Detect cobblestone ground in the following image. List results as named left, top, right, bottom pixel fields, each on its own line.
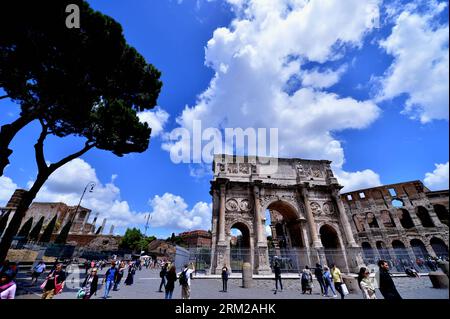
left=15, top=267, right=448, bottom=300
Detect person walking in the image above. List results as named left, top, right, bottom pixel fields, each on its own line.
left=0, top=271, right=16, bottom=299
left=221, top=266, right=229, bottom=292
left=301, top=265, right=313, bottom=294
left=314, top=263, right=325, bottom=295
left=322, top=266, right=337, bottom=297
left=124, top=262, right=136, bottom=286
left=41, top=263, right=66, bottom=299
left=179, top=263, right=195, bottom=299
left=30, top=261, right=46, bottom=286
left=165, top=265, right=178, bottom=299
left=357, top=267, right=376, bottom=299
left=102, top=261, right=118, bottom=299
left=158, top=263, right=168, bottom=292
left=331, top=264, right=345, bottom=299
left=273, top=258, right=283, bottom=294
left=80, top=268, right=99, bottom=299
left=113, top=261, right=126, bottom=291
left=376, top=260, right=402, bottom=300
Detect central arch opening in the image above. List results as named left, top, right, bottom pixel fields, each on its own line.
left=319, top=224, right=346, bottom=270
left=265, top=200, right=305, bottom=272
left=229, top=222, right=251, bottom=273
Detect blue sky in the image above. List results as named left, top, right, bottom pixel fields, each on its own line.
left=0, top=0, right=448, bottom=238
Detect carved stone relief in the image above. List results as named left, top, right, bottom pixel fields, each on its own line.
left=322, top=202, right=335, bottom=215
left=226, top=198, right=253, bottom=212
left=225, top=199, right=239, bottom=212
left=310, top=202, right=322, bottom=216
left=239, top=163, right=251, bottom=174
left=227, top=163, right=238, bottom=174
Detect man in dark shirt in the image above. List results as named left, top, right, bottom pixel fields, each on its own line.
left=376, top=260, right=402, bottom=300
left=41, top=263, right=66, bottom=299
left=273, top=257, right=283, bottom=294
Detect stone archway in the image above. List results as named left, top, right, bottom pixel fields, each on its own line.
left=410, top=239, right=429, bottom=259
left=416, top=206, right=434, bottom=228
left=265, top=200, right=306, bottom=272
left=319, top=224, right=347, bottom=270
left=209, top=154, right=361, bottom=275
left=376, top=241, right=391, bottom=261
left=430, top=237, right=448, bottom=258
left=433, top=205, right=449, bottom=226
left=227, top=221, right=252, bottom=273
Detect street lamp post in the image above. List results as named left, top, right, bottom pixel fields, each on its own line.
left=144, top=214, right=152, bottom=237
left=70, top=181, right=95, bottom=226
left=55, top=181, right=95, bottom=245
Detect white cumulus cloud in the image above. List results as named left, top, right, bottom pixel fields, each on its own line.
left=3, top=158, right=212, bottom=236
left=377, top=2, right=449, bottom=123
left=164, top=0, right=382, bottom=189
left=27, top=158, right=148, bottom=233
left=137, top=107, right=170, bottom=137
left=148, top=192, right=212, bottom=232
left=334, top=168, right=382, bottom=193
left=0, top=175, right=18, bottom=206
left=424, top=162, right=449, bottom=190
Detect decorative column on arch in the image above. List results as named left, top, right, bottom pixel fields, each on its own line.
left=331, top=189, right=358, bottom=248
left=253, top=184, right=264, bottom=246
left=218, top=182, right=227, bottom=245
left=301, top=185, right=322, bottom=249
left=214, top=179, right=229, bottom=274
left=253, top=183, right=271, bottom=274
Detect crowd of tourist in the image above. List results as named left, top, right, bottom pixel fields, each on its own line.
left=0, top=253, right=448, bottom=300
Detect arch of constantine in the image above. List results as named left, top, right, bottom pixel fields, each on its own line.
left=209, top=154, right=364, bottom=274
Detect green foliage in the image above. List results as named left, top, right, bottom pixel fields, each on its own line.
left=39, top=215, right=57, bottom=243
left=167, top=233, right=183, bottom=245
left=17, top=217, right=33, bottom=238
left=54, top=221, right=72, bottom=244
left=119, top=228, right=143, bottom=251
left=119, top=228, right=156, bottom=252
left=28, top=216, right=44, bottom=242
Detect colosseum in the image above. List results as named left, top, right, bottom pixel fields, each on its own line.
left=341, top=180, right=449, bottom=271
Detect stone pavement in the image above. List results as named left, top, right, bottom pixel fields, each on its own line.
left=15, top=267, right=449, bottom=300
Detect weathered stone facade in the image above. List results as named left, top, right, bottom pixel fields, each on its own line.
left=210, top=154, right=363, bottom=275
left=0, top=189, right=111, bottom=238
left=341, top=181, right=449, bottom=266
left=179, top=230, right=212, bottom=248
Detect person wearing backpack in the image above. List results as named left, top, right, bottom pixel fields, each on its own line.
left=314, top=263, right=325, bottom=295
left=158, top=262, right=168, bottom=292
left=178, top=263, right=195, bottom=299
left=301, top=265, right=313, bottom=294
